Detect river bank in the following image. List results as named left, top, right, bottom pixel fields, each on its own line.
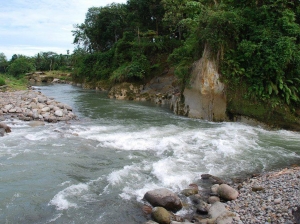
left=226, top=166, right=300, bottom=224
left=0, top=90, right=76, bottom=123
left=143, top=166, right=299, bottom=224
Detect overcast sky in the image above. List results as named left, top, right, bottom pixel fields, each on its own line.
left=0, top=0, right=127, bottom=60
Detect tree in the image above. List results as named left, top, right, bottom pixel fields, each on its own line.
left=8, top=56, right=35, bottom=77
left=72, top=4, right=127, bottom=52
left=0, top=53, right=8, bottom=73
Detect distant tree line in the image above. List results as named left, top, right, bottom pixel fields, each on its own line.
left=0, top=51, right=72, bottom=77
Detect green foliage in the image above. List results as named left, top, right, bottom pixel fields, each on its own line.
left=8, top=56, right=35, bottom=77
left=109, top=54, right=150, bottom=82
left=0, top=53, right=8, bottom=73
left=0, top=77, right=5, bottom=86
left=217, top=1, right=300, bottom=106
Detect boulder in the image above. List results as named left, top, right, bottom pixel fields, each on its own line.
left=151, top=207, right=173, bottom=224
left=144, top=188, right=182, bottom=212
left=217, top=184, right=238, bottom=201
left=208, top=202, right=227, bottom=219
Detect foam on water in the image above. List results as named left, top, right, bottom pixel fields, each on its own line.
left=90, top=121, right=300, bottom=202
left=49, top=183, right=89, bottom=210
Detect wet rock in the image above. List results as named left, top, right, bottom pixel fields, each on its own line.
left=144, top=188, right=182, bottom=212
left=201, top=174, right=225, bottom=184
left=217, top=184, right=238, bottom=201
left=151, top=207, right=173, bottom=224
left=142, top=205, right=153, bottom=214
left=196, top=200, right=209, bottom=214
left=181, top=188, right=198, bottom=197
left=189, top=194, right=202, bottom=205
left=0, top=122, right=11, bottom=133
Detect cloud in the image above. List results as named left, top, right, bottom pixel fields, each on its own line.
left=0, top=0, right=127, bottom=59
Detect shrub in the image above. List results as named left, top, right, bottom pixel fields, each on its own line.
left=0, top=77, right=5, bottom=86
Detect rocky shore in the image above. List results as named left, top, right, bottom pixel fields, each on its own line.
left=0, top=90, right=76, bottom=123
left=142, top=167, right=300, bottom=224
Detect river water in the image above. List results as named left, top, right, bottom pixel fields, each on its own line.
left=1, top=84, right=300, bottom=223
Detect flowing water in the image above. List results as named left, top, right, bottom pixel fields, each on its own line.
left=1, top=84, right=300, bottom=224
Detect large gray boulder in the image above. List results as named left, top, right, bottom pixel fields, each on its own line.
left=144, top=188, right=182, bottom=212
left=217, top=184, right=239, bottom=201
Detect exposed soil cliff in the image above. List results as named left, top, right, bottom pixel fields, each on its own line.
left=170, top=46, right=227, bottom=121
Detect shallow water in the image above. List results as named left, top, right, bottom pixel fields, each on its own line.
left=1, top=84, right=300, bottom=223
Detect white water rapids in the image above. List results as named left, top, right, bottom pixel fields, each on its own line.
left=0, top=84, right=299, bottom=223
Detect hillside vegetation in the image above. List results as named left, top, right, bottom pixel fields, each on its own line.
left=1, top=0, right=300, bottom=128
left=72, top=0, right=300, bottom=112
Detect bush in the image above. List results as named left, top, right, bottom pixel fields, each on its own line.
left=0, top=77, right=5, bottom=86
left=8, top=57, right=35, bottom=77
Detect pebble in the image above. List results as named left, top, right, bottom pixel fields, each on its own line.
left=226, top=167, right=300, bottom=224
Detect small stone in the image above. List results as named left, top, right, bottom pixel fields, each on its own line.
left=208, top=196, right=220, bottom=204
left=274, top=198, right=281, bottom=204
left=181, top=188, right=198, bottom=196
left=252, top=185, right=264, bottom=192
left=211, top=184, right=220, bottom=194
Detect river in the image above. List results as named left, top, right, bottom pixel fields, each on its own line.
left=1, top=84, right=300, bottom=223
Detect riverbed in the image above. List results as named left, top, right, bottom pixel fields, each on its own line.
left=1, top=84, right=300, bottom=223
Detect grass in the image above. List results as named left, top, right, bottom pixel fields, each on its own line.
left=0, top=73, right=28, bottom=91
left=43, top=70, right=72, bottom=81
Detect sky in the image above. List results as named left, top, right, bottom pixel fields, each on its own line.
left=0, top=0, right=127, bottom=60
